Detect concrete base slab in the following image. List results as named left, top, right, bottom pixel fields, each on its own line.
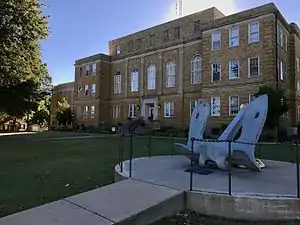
left=0, top=200, right=113, bottom=225
left=66, top=179, right=184, bottom=224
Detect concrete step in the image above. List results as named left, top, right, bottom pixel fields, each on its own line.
left=0, top=179, right=184, bottom=225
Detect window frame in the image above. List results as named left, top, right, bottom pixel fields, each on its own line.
left=211, top=96, right=221, bottom=117
left=229, top=95, right=239, bottom=116
left=191, top=56, right=202, bottom=84
left=166, top=61, right=176, bottom=88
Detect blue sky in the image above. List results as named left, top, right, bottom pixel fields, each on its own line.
left=42, top=0, right=300, bottom=85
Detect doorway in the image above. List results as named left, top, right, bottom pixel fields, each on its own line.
left=146, top=103, right=155, bottom=120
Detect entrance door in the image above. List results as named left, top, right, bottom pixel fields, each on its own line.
left=147, top=103, right=154, bottom=120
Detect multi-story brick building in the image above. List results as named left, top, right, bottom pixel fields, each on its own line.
left=50, top=81, right=74, bottom=125
left=51, top=3, right=300, bottom=132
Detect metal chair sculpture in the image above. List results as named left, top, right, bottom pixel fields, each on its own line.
left=175, top=94, right=268, bottom=171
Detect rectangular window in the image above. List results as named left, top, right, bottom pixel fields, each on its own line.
left=131, top=69, right=139, bottom=92
left=84, top=106, right=89, bottom=119
left=284, top=33, right=288, bottom=51
left=297, top=80, right=300, bottom=93
left=163, top=30, right=169, bottom=42
left=229, top=26, right=239, bottom=47
left=211, top=97, right=221, bottom=116
left=113, top=105, right=120, bottom=119
left=248, top=21, right=259, bottom=43
left=277, top=26, right=283, bottom=46
left=149, top=34, right=155, bottom=46
left=297, top=57, right=300, bottom=73
left=211, top=63, right=221, bottom=82
left=84, top=84, right=89, bottom=96
left=114, top=73, right=121, bottom=94
left=191, top=57, right=202, bottom=84
left=229, top=60, right=239, bottom=80
left=92, top=63, right=96, bottom=73
left=173, top=26, right=180, bottom=39
left=248, top=57, right=259, bottom=77
left=277, top=59, right=284, bottom=80
left=116, top=45, right=121, bottom=55
left=212, top=30, right=221, bottom=51
left=229, top=95, right=239, bottom=115
left=128, top=41, right=133, bottom=51
left=128, top=104, right=136, bottom=118
left=136, top=38, right=142, bottom=49
left=79, top=67, right=82, bottom=77
left=90, top=105, right=95, bottom=119
left=85, top=64, right=90, bottom=76
left=91, top=84, right=96, bottom=97
left=147, top=65, right=156, bottom=90
left=190, top=100, right=199, bottom=117
left=78, top=85, right=83, bottom=97
left=194, top=20, right=201, bottom=32
left=166, top=62, right=176, bottom=88
left=164, top=102, right=174, bottom=118
left=249, top=94, right=257, bottom=103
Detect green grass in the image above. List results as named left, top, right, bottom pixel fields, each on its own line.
left=0, top=131, right=298, bottom=224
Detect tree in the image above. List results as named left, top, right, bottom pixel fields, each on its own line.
left=257, top=85, right=289, bottom=129
left=0, top=0, right=50, bottom=118
left=56, top=98, right=73, bottom=125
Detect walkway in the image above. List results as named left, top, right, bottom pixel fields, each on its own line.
left=0, top=179, right=184, bottom=225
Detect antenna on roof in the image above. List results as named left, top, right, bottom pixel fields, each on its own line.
left=176, top=0, right=182, bottom=18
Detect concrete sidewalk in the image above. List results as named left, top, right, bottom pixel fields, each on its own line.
left=0, top=179, right=184, bottom=225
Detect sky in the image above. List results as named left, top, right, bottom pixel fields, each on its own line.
left=41, top=0, right=300, bottom=85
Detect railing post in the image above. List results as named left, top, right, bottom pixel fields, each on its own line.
left=296, top=141, right=300, bottom=198
left=189, top=137, right=195, bottom=191
left=227, top=140, right=232, bottom=196
left=129, top=134, right=133, bottom=178
left=119, top=134, right=124, bottom=173
left=171, top=132, right=175, bottom=155
left=148, top=135, right=152, bottom=158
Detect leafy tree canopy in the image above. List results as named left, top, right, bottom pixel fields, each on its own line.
left=257, top=85, right=289, bottom=129
left=56, top=98, right=73, bottom=125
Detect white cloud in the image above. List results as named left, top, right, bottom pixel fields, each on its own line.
left=164, top=0, right=239, bottom=22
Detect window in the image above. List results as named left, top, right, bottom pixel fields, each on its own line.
left=83, top=106, right=89, bottom=119
left=229, top=26, right=239, bottom=47
left=248, top=21, right=259, bottom=43
left=211, top=97, right=221, bottom=116
left=79, top=67, right=82, bottom=77
left=212, top=30, right=221, bottom=51
left=194, top=20, right=201, bottom=32
left=229, top=95, right=239, bottom=115
left=90, top=105, right=95, bottom=119
left=91, top=84, right=96, bottom=97
left=191, top=56, right=202, bottom=84
left=149, top=34, right=155, bottom=46
left=85, top=64, right=90, bottom=76
left=114, top=72, right=121, bottom=94
left=211, top=63, right=221, bottom=82
left=84, top=85, right=89, bottom=96
left=92, top=63, right=96, bottom=73
left=277, top=26, right=283, bottom=46
left=164, top=102, right=174, bottom=118
left=128, top=104, right=136, bottom=118
left=163, top=30, right=169, bottom=42
left=248, top=57, right=259, bottom=77
left=297, top=57, right=300, bottom=73
left=131, top=68, right=139, bottom=92
left=116, top=45, right=121, bottom=54
left=229, top=60, right=239, bottom=80
left=173, top=26, right=180, bottom=39
left=147, top=64, right=156, bottom=90
left=113, top=105, right=120, bottom=119
left=166, top=61, right=176, bottom=88
left=136, top=38, right=142, bottom=49
left=298, top=106, right=300, bottom=121
left=190, top=100, right=199, bottom=117
left=128, top=41, right=134, bottom=51
left=284, top=33, right=288, bottom=51
left=297, top=80, right=300, bottom=93
left=78, top=85, right=83, bottom=96
left=277, top=59, right=284, bottom=80
left=249, top=94, right=257, bottom=103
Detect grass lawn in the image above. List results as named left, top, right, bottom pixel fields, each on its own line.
left=0, top=131, right=298, bottom=224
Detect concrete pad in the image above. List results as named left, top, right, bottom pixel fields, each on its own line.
left=66, top=179, right=183, bottom=223
left=0, top=200, right=113, bottom=225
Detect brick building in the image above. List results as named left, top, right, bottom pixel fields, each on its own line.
left=51, top=3, right=300, bottom=132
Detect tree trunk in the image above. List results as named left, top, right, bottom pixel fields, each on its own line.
left=12, top=117, right=17, bottom=132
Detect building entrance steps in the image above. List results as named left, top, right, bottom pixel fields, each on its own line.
left=0, top=179, right=185, bottom=225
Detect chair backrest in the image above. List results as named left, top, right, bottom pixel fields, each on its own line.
left=187, top=100, right=211, bottom=148
left=235, top=94, right=268, bottom=147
